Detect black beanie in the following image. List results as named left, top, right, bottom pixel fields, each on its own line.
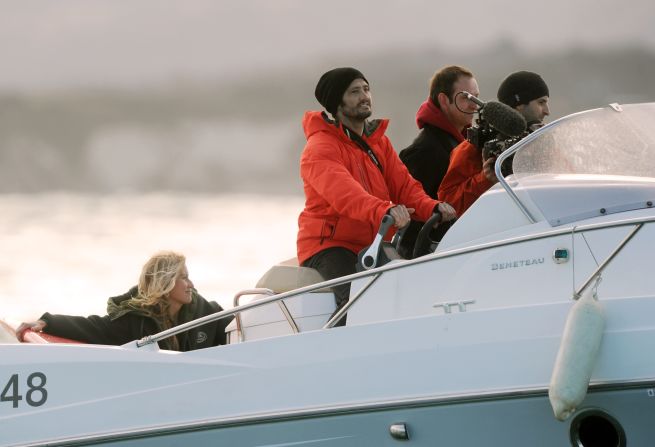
left=497, top=71, right=549, bottom=107
left=315, top=67, right=368, bottom=116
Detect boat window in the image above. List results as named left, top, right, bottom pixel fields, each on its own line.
left=513, top=103, right=655, bottom=178
left=507, top=103, right=655, bottom=225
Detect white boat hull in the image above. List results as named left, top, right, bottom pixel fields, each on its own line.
left=2, top=295, right=654, bottom=446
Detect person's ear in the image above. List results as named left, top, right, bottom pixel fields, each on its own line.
left=436, top=92, right=449, bottom=109
left=334, top=102, right=343, bottom=119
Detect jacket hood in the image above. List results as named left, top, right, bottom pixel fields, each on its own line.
left=302, top=111, right=388, bottom=144
left=415, top=99, right=466, bottom=143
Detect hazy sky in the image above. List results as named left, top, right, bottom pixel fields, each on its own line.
left=1, top=0, right=654, bottom=91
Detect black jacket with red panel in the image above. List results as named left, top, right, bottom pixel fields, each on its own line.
left=398, top=99, right=466, bottom=256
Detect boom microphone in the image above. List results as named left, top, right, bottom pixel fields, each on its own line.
left=481, top=101, right=527, bottom=137
left=461, top=91, right=485, bottom=108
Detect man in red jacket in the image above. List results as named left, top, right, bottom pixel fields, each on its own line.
left=297, top=67, right=456, bottom=323
left=438, top=71, right=550, bottom=216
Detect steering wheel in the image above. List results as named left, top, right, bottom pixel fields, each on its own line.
left=412, top=211, right=443, bottom=259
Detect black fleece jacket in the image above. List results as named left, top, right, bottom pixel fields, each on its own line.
left=398, top=125, right=459, bottom=257
left=40, top=287, right=231, bottom=351
left=399, top=124, right=460, bottom=199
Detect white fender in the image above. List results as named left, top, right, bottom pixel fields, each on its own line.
left=548, top=287, right=605, bottom=421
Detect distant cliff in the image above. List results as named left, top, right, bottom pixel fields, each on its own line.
left=1, top=44, right=654, bottom=194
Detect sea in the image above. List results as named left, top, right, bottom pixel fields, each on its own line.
left=0, top=193, right=304, bottom=327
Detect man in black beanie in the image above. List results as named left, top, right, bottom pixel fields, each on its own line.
left=497, top=71, right=550, bottom=130
left=439, top=71, right=550, bottom=216
left=314, top=67, right=370, bottom=119
left=297, top=67, right=456, bottom=324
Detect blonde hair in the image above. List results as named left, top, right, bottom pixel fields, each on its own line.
left=139, top=251, right=186, bottom=306
left=136, top=251, right=186, bottom=305
left=115, top=251, right=187, bottom=350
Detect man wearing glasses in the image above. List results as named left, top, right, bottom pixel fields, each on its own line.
left=399, top=65, right=480, bottom=258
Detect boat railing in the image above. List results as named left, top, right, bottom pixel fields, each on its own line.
left=227, top=272, right=382, bottom=343
left=135, top=214, right=655, bottom=349
left=135, top=267, right=384, bottom=348
left=232, top=288, right=299, bottom=342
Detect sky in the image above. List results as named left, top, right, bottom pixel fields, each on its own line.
left=1, top=0, right=654, bottom=91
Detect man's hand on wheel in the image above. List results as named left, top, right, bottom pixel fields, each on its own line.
left=437, top=202, right=457, bottom=224
left=389, top=205, right=414, bottom=229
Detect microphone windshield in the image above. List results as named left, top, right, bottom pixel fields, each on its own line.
left=482, top=101, right=527, bottom=137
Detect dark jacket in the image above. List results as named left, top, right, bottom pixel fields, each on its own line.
left=40, top=287, right=231, bottom=351
left=400, top=124, right=461, bottom=198
left=398, top=99, right=465, bottom=257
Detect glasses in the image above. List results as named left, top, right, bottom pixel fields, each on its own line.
left=452, top=91, right=481, bottom=112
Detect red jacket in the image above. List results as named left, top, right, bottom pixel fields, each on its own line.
left=297, top=111, right=439, bottom=264
left=438, top=140, right=494, bottom=216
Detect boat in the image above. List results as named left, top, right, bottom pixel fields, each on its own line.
left=2, top=102, right=655, bottom=446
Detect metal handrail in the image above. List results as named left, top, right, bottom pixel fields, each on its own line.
left=574, top=223, right=643, bottom=298
left=136, top=215, right=655, bottom=348
left=277, top=300, right=300, bottom=334
left=495, top=143, right=537, bottom=223
left=323, top=273, right=380, bottom=328
left=136, top=268, right=382, bottom=348
left=232, top=289, right=300, bottom=342
left=232, top=288, right=274, bottom=343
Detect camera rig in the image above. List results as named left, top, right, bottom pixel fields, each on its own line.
left=466, top=110, right=527, bottom=159
left=463, top=98, right=529, bottom=176
left=480, top=134, right=524, bottom=160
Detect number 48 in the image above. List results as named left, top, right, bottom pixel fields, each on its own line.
left=1, top=373, right=48, bottom=408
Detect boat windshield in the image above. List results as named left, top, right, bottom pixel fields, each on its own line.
left=504, top=103, right=655, bottom=225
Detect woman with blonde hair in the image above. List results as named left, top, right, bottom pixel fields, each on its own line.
left=16, top=251, right=230, bottom=351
